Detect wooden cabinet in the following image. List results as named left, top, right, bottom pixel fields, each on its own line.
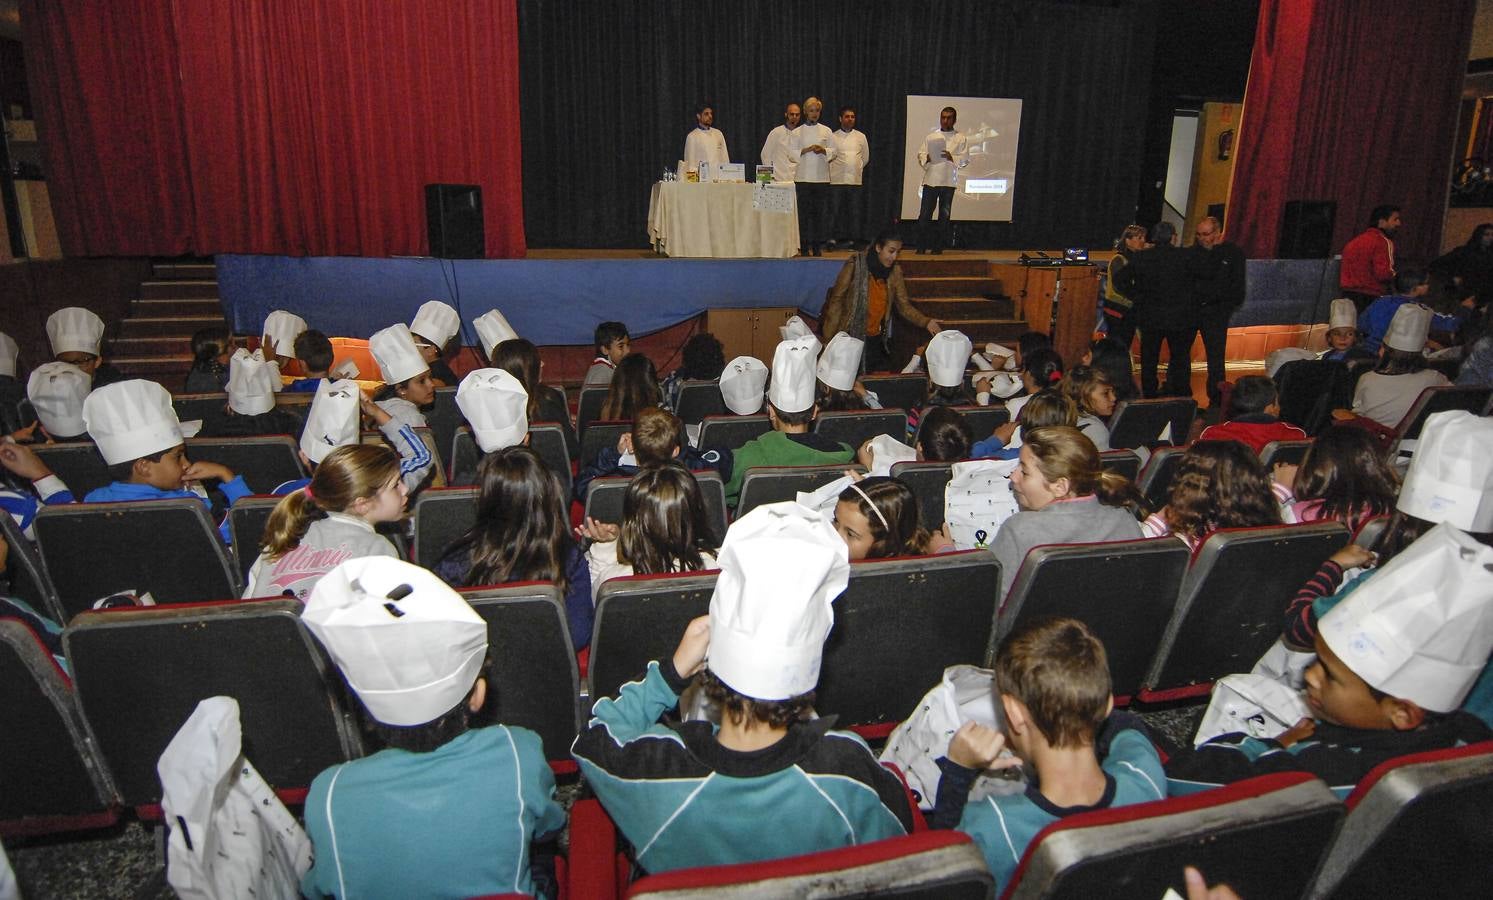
left=705, top=307, right=802, bottom=365
left=991, top=264, right=1099, bottom=368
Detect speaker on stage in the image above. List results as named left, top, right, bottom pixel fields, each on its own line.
left=425, top=184, right=484, bottom=258
left=1277, top=200, right=1335, bottom=259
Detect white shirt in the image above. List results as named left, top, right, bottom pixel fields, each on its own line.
left=683, top=126, right=730, bottom=168
left=760, top=124, right=800, bottom=182
left=794, top=121, right=836, bottom=183
left=829, top=128, right=870, bottom=185
left=917, top=128, right=969, bottom=187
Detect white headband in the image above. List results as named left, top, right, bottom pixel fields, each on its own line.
left=848, top=481, right=889, bottom=532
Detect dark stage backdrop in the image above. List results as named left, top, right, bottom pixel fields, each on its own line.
left=518, top=0, right=1158, bottom=249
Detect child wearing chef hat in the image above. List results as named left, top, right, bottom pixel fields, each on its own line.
left=815, top=332, right=883, bottom=411
left=369, top=324, right=437, bottom=430
left=409, top=300, right=461, bottom=386
left=46, top=307, right=125, bottom=387
left=277, top=378, right=433, bottom=496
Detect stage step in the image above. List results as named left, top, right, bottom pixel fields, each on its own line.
left=905, top=275, right=1003, bottom=299
left=119, top=315, right=229, bottom=338
left=131, top=297, right=224, bottom=317
left=897, top=257, right=990, bottom=278
left=935, top=318, right=1031, bottom=345
left=912, top=296, right=1016, bottom=320
left=151, top=260, right=217, bottom=279
left=113, top=335, right=193, bottom=357
left=111, top=355, right=194, bottom=378
left=139, top=279, right=221, bottom=300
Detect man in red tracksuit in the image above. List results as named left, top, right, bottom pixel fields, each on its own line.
left=1340, top=205, right=1401, bottom=313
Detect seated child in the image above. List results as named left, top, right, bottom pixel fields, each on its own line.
left=455, top=366, right=529, bottom=456
left=183, top=326, right=233, bottom=393
left=46, top=307, right=123, bottom=388
left=1167, top=523, right=1493, bottom=798
left=1319, top=298, right=1376, bottom=364
left=260, top=309, right=306, bottom=378
left=832, top=475, right=930, bottom=559
left=0, top=441, right=76, bottom=538
left=906, top=330, right=975, bottom=438
left=971, top=390, right=1076, bottom=461
left=1359, top=268, right=1468, bottom=354
left=574, top=406, right=728, bottom=501
left=1061, top=365, right=1118, bottom=451
left=82, top=379, right=252, bottom=543
left=718, top=355, right=768, bottom=416
left=661, top=332, right=726, bottom=411
left=585, top=321, right=631, bottom=386
left=917, top=405, right=974, bottom=461
left=199, top=349, right=305, bottom=438
left=1197, top=375, right=1307, bottom=452
left=1140, top=440, right=1282, bottom=548
left=490, top=338, right=577, bottom=459
left=1286, top=425, right=1397, bottom=531
left=816, top=332, right=882, bottom=411
left=931, top=617, right=1165, bottom=888
left=300, top=557, right=564, bottom=898
left=27, top=361, right=92, bottom=442
left=580, top=462, right=719, bottom=601
left=1002, top=346, right=1065, bottom=421
left=285, top=330, right=335, bottom=392
left=1350, top=304, right=1450, bottom=429
left=724, top=337, right=854, bottom=506
left=571, top=501, right=914, bottom=873
left=409, top=300, right=460, bottom=386
left=599, top=353, right=665, bottom=420
left=369, top=324, right=437, bottom=429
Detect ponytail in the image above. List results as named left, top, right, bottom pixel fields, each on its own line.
left=261, top=489, right=326, bottom=560
left=1023, top=425, right=1148, bottom=519
left=259, top=444, right=401, bottom=560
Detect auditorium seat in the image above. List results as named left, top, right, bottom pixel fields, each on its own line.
left=577, top=386, right=608, bottom=436
left=1389, top=384, right=1493, bottom=457
left=423, top=385, right=465, bottom=471
left=63, top=598, right=363, bottom=812
left=1135, top=444, right=1189, bottom=510
left=588, top=572, right=716, bottom=701
left=226, top=495, right=282, bottom=583
left=696, top=414, right=772, bottom=454
left=35, top=500, right=241, bottom=619
left=412, top=486, right=478, bottom=567
left=581, top=420, right=632, bottom=470
left=170, top=392, right=228, bottom=424
left=997, top=539, right=1189, bottom=703
left=737, top=464, right=866, bottom=516
left=1308, top=741, right=1493, bottom=898
left=0, top=512, right=63, bottom=622
left=673, top=379, right=727, bottom=424
left=32, top=442, right=111, bottom=498
left=1107, top=398, right=1196, bottom=450
left=1258, top=438, right=1312, bottom=470
left=584, top=471, right=728, bottom=544
left=1001, top=772, right=1341, bottom=900
left=913, top=406, right=1009, bottom=449
left=1139, top=521, right=1348, bottom=702
left=889, top=460, right=953, bottom=530
left=1273, top=359, right=1359, bottom=436
left=1097, top=448, right=1142, bottom=482
left=449, top=423, right=571, bottom=495
left=362, top=426, right=446, bottom=488
left=0, top=618, right=120, bottom=837
left=862, top=374, right=928, bottom=413
left=186, top=435, right=306, bottom=495
left=814, top=408, right=910, bottom=451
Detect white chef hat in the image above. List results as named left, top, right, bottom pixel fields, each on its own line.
left=719, top=356, right=768, bottom=415
left=303, top=557, right=488, bottom=727
left=1383, top=303, right=1431, bottom=353
left=300, top=378, right=362, bottom=464
left=984, top=372, right=1025, bottom=400
left=864, top=433, right=917, bottom=477
left=473, top=310, right=520, bottom=357
left=1319, top=523, right=1493, bottom=712
left=27, top=362, right=91, bottom=437
left=226, top=349, right=277, bottom=416
left=707, top=501, right=850, bottom=700
left=986, top=343, right=1016, bottom=368
left=1397, top=411, right=1493, bottom=532
left=1328, top=298, right=1358, bottom=332
left=456, top=368, right=529, bottom=452
left=779, top=315, right=814, bottom=343
left=46, top=307, right=105, bottom=357
left=768, top=336, right=819, bottom=414
left=927, top=330, right=973, bottom=388
left=0, top=331, right=18, bottom=378
left=83, top=379, right=183, bottom=466
left=816, top=332, right=864, bottom=391
left=262, top=310, right=307, bottom=358
left=369, top=323, right=429, bottom=385
left=1265, top=347, right=1317, bottom=378
left=410, top=300, right=460, bottom=348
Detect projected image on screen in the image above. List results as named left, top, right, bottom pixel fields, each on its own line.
left=900, top=95, right=1023, bottom=222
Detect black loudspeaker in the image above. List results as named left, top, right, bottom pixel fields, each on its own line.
left=425, top=184, right=484, bottom=258
left=1277, top=200, right=1335, bottom=259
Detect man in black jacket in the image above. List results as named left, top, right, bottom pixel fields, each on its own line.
left=1189, top=217, right=1247, bottom=409
left=1116, top=222, right=1195, bottom=398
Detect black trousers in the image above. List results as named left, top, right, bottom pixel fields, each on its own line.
left=1343, top=290, right=1377, bottom=315
left=796, top=181, right=831, bottom=249
left=1104, top=312, right=1136, bottom=354
left=829, top=184, right=861, bottom=243
left=1139, top=327, right=1196, bottom=398
left=917, top=185, right=955, bottom=251
left=1197, top=306, right=1234, bottom=407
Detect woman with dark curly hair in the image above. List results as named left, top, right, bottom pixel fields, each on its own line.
left=1142, top=440, right=1282, bottom=548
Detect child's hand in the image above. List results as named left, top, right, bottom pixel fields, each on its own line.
left=843, top=468, right=865, bottom=482
left=672, top=615, right=711, bottom=677
left=183, top=461, right=234, bottom=484
left=7, top=421, right=41, bottom=444
left=359, top=391, right=392, bottom=426
left=1276, top=717, right=1316, bottom=748
left=616, top=433, right=634, bottom=454
left=926, top=319, right=943, bottom=335
left=993, top=421, right=1018, bottom=444
left=261, top=334, right=277, bottom=359
left=0, top=442, right=54, bottom=481
left=1330, top=543, right=1376, bottom=569
left=577, top=517, right=619, bottom=543
left=946, top=721, right=1018, bottom=771
left=1184, top=867, right=1242, bottom=900
left=974, top=376, right=992, bottom=394
left=852, top=379, right=869, bottom=398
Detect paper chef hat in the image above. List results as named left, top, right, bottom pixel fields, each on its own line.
left=46, top=307, right=105, bottom=357
left=768, top=336, right=819, bottom=414
left=1383, top=303, right=1431, bottom=353
left=0, top=331, right=18, bottom=378
left=410, top=300, right=460, bottom=348
left=369, top=323, right=429, bottom=385
left=1265, top=347, right=1317, bottom=378
left=707, top=501, right=850, bottom=700
left=864, top=433, right=917, bottom=477
left=779, top=315, right=814, bottom=342
left=262, top=311, right=307, bottom=357
left=1328, top=298, right=1358, bottom=331
left=927, top=330, right=973, bottom=387
left=300, top=379, right=362, bottom=464
left=83, top=379, right=183, bottom=466
left=303, top=557, right=488, bottom=727
left=1397, top=411, right=1493, bottom=532
left=985, top=372, right=1025, bottom=400
left=457, top=368, right=529, bottom=452
left=1319, top=523, right=1493, bottom=712
left=226, top=349, right=278, bottom=416
left=27, top=362, right=91, bottom=437
left=719, top=356, right=768, bottom=415
left=986, top=343, right=1016, bottom=368
left=473, top=310, right=520, bottom=357
left=816, top=332, right=864, bottom=391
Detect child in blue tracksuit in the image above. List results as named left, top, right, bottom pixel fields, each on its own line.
left=969, top=389, right=1077, bottom=460
left=572, top=501, right=913, bottom=874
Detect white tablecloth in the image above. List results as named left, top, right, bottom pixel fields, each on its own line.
left=647, top=181, right=799, bottom=258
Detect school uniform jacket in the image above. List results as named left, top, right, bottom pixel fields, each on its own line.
left=242, top=512, right=398, bottom=601
left=571, top=659, right=914, bottom=874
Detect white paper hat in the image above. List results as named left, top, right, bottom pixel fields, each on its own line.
left=769, top=336, right=819, bottom=414
left=1397, top=411, right=1493, bottom=532
left=927, top=330, right=973, bottom=388
left=46, top=307, right=104, bottom=357
left=0, top=331, right=18, bottom=378
left=1319, top=523, right=1493, bottom=712
left=1265, top=347, right=1317, bottom=378
left=262, top=310, right=307, bottom=358
left=1383, top=303, right=1431, bottom=353
left=707, top=501, right=850, bottom=700
left=865, top=433, right=917, bottom=477
left=410, top=300, right=460, bottom=348
left=300, top=379, right=362, bottom=464
left=985, top=372, right=1025, bottom=400
left=719, top=356, right=768, bottom=415
left=369, top=323, right=429, bottom=385
left=473, top=309, right=520, bottom=356
left=779, top=315, right=814, bottom=342
left=1328, top=298, right=1358, bottom=331
left=457, top=368, right=529, bottom=452
left=816, top=332, right=864, bottom=391
left=986, top=343, right=1016, bottom=367
left=27, top=362, right=91, bottom=437
left=226, top=348, right=277, bottom=416
left=303, top=557, right=488, bottom=727
left=83, top=379, right=183, bottom=466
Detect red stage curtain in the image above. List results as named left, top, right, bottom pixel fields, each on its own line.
left=1227, top=0, right=1475, bottom=263
left=20, top=0, right=525, bottom=258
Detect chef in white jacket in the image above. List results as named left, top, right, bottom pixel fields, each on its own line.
left=795, top=96, right=836, bottom=257
left=759, top=102, right=802, bottom=182
left=829, top=105, right=870, bottom=249
left=683, top=103, right=730, bottom=172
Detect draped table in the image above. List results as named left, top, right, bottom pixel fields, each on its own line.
left=647, top=181, right=799, bottom=258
